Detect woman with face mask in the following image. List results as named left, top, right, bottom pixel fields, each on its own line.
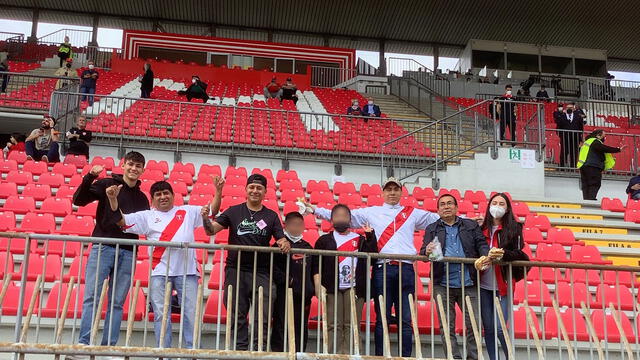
left=346, top=99, right=363, bottom=116
left=311, top=204, right=377, bottom=354
left=478, top=193, right=529, bottom=360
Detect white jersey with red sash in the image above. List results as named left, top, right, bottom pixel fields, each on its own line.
left=123, top=205, right=203, bottom=276
left=315, top=203, right=440, bottom=261
left=334, top=231, right=360, bottom=290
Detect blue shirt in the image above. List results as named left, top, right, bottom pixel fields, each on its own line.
left=440, top=218, right=473, bottom=288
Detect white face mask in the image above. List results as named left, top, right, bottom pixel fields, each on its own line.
left=88, top=65, right=94, bottom=69
left=368, top=101, right=374, bottom=105
left=284, top=230, right=303, bottom=243
left=489, top=205, right=506, bottom=219
left=352, top=103, right=359, bottom=108
left=192, top=78, right=197, bottom=83
left=505, top=90, right=512, bottom=96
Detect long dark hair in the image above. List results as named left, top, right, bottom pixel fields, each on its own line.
left=586, top=129, right=604, bottom=140
left=481, top=193, right=522, bottom=249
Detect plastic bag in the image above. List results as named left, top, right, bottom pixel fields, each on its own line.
left=428, top=236, right=444, bottom=261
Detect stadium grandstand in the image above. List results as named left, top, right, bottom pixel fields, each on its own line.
left=1, top=1, right=640, bottom=359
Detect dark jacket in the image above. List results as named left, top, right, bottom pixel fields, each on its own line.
left=80, top=69, right=99, bottom=89
left=312, top=230, right=377, bottom=298
left=273, top=237, right=315, bottom=301
left=420, top=217, right=490, bottom=286
left=347, top=106, right=364, bottom=116
left=482, top=222, right=529, bottom=295
left=583, top=138, right=621, bottom=170
left=555, top=112, right=585, bottom=131
left=140, top=69, right=154, bottom=92
left=362, top=104, right=381, bottom=117
left=535, top=90, right=549, bottom=99
left=73, top=173, right=149, bottom=251
left=626, top=175, right=640, bottom=198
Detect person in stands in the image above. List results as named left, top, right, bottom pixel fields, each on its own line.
left=264, top=77, right=282, bottom=100
left=80, top=61, right=99, bottom=105
left=304, top=177, right=440, bottom=357
left=577, top=129, right=625, bottom=200
left=312, top=204, right=377, bottom=354
left=200, top=174, right=291, bottom=351
left=25, top=115, right=60, bottom=163
left=178, top=75, right=209, bottom=103
left=555, top=102, right=585, bottom=168
left=3, top=133, right=26, bottom=159
left=346, top=99, right=363, bottom=116
left=281, top=77, right=298, bottom=104
left=57, top=36, right=73, bottom=68
left=68, top=151, right=149, bottom=360
left=138, top=63, right=154, bottom=98
left=54, top=58, right=75, bottom=90
left=421, top=194, right=492, bottom=360
left=271, top=212, right=315, bottom=353
left=66, top=115, right=92, bottom=159
left=535, top=85, right=549, bottom=101
left=362, top=97, right=381, bottom=120
left=0, top=56, right=9, bottom=93
left=626, top=173, right=640, bottom=200
left=479, top=193, right=529, bottom=360
left=105, top=178, right=223, bottom=350
left=496, top=84, right=517, bottom=145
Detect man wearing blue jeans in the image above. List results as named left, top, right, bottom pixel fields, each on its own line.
left=106, top=178, right=223, bottom=349
left=69, top=151, right=149, bottom=360
left=80, top=61, right=99, bottom=105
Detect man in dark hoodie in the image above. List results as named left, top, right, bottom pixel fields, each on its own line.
left=67, top=151, right=149, bottom=359
left=271, top=212, right=315, bottom=352
left=312, top=204, right=377, bottom=354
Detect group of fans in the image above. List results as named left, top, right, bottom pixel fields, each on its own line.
left=63, top=149, right=531, bottom=360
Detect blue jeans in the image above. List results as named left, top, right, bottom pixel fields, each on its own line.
left=78, top=244, right=134, bottom=345
left=479, top=289, right=510, bottom=360
left=373, top=263, right=414, bottom=357
left=80, top=86, right=96, bottom=105
left=25, top=141, right=60, bottom=162
left=632, top=193, right=640, bottom=200
left=150, top=274, right=199, bottom=349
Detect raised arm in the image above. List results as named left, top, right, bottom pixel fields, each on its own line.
left=72, top=165, right=104, bottom=206
left=105, top=184, right=125, bottom=227
left=201, top=176, right=225, bottom=236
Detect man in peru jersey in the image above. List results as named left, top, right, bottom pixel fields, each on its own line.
left=304, top=177, right=439, bottom=357
left=105, top=177, right=224, bottom=349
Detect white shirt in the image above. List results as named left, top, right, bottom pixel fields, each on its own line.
left=124, top=205, right=203, bottom=277
left=316, top=203, right=440, bottom=261
left=480, top=225, right=499, bottom=291
left=334, top=231, right=360, bottom=290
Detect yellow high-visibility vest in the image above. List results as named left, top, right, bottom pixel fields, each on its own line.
left=58, top=43, right=72, bottom=55
left=577, top=137, right=615, bottom=170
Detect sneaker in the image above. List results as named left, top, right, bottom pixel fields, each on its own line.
left=41, top=155, right=48, bottom=163
left=26, top=155, right=33, bottom=161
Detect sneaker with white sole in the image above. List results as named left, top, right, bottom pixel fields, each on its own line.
left=41, top=155, right=48, bottom=163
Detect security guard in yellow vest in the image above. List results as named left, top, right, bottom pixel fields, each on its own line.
left=577, top=129, right=625, bottom=200
left=57, top=36, right=73, bottom=68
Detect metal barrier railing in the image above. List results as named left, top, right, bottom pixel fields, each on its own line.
left=387, top=57, right=450, bottom=97
left=38, top=29, right=93, bottom=47
left=310, top=66, right=358, bottom=88
left=583, top=77, right=640, bottom=102
left=0, top=231, right=639, bottom=360
left=0, top=32, right=24, bottom=42
left=0, top=71, right=79, bottom=112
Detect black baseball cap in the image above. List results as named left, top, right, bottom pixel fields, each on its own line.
left=246, top=174, right=267, bottom=188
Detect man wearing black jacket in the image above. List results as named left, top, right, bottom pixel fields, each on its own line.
left=271, top=212, right=315, bottom=352
left=68, top=151, right=148, bottom=358
left=421, top=195, right=491, bottom=360
left=139, top=63, right=154, bottom=98
left=555, top=102, right=585, bottom=168
left=312, top=204, right=377, bottom=354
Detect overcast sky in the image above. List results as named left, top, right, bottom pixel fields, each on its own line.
left=2, top=18, right=639, bottom=81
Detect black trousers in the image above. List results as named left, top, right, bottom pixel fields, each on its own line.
left=559, top=132, right=581, bottom=168
left=270, top=284, right=310, bottom=352
left=580, top=165, right=602, bottom=200
left=499, top=117, right=516, bottom=143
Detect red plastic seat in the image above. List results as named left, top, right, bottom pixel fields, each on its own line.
left=333, top=182, right=357, bottom=196
left=544, top=308, right=589, bottom=341
left=416, top=302, right=440, bottom=334
left=6, top=170, right=33, bottom=186
left=133, top=260, right=150, bottom=287
left=51, top=162, right=78, bottom=177
left=22, top=183, right=51, bottom=201
left=63, top=154, right=88, bottom=168
left=1, top=282, right=40, bottom=315
left=37, top=172, right=65, bottom=187
left=279, top=179, right=303, bottom=192
left=90, top=156, right=115, bottom=171
left=207, top=263, right=225, bottom=290
left=603, top=270, right=637, bottom=287
left=146, top=160, right=169, bottom=174
left=463, top=190, right=487, bottom=204
left=591, top=309, right=634, bottom=342
left=514, top=281, right=552, bottom=306
left=7, top=151, right=27, bottom=164
left=546, top=228, right=578, bottom=246
left=601, top=197, right=626, bottom=212
left=555, top=281, right=590, bottom=307
left=3, top=195, right=36, bottom=214
left=75, top=202, right=98, bottom=217
left=63, top=255, right=88, bottom=283
left=0, top=211, right=16, bottom=231
left=308, top=191, right=334, bottom=204
left=203, top=290, right=227, bottom=323
left=523, top=227, right=545, bottom=244
left=0, top=182, right=18, bottom=199
left=20, top=212, right=55, bottom=233
left=225, top=166, right=248, bottom=178
left=565, top=268, right=601, bottom=286
left=22, top=160, right=48, bottom=176
left=275, top=169, right=298, bottom=183
left=15, top=253, right=61, bottom=282
left=37, top=197, right=72, bottom=216
left=534, top=243, right=567, bottom=262
left=512, top=307, right=541, bottom=339
left=140, top=169, right=165, bottom=182
left=593, top=284, right=635, bottom=310
left=570, top=245, right=611, bottom=264
left=307, top=180, right=330, bottom=194
left=0, top=251, right=14, bottom=278
left=526, top=266, right=563, bottom=284
left=524, top=215, right=551, bottom=232
left=511, top=202, right=531, bottom=217
left=0, top=159, right=18, bottom=173
left=172, top=162, right=195, bottom=176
